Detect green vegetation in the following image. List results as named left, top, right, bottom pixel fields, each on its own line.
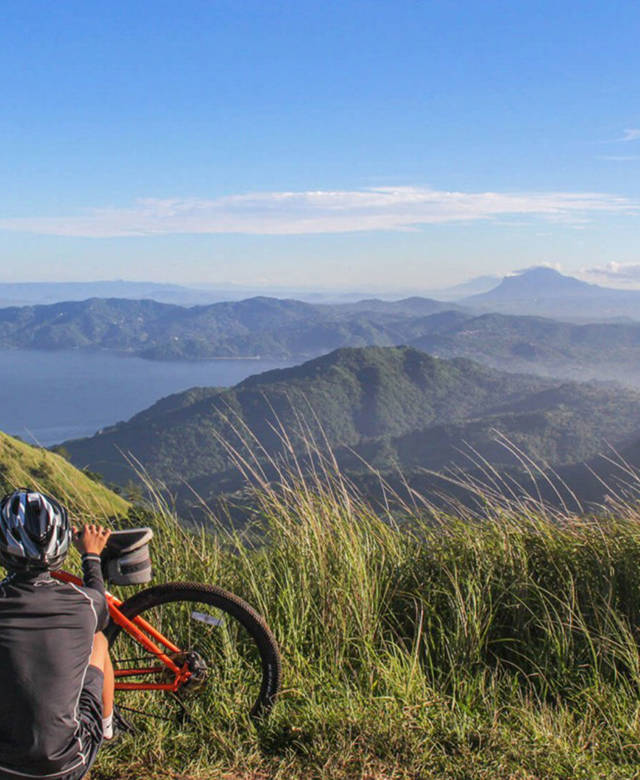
left=413, top=312, right=640, bottom=386
left=0, top=431, right=129, bottom=518
left=84, top=446, right=640, bottom=779
left=0, top=295, right=452, bottom=360
left=62, top=346, right=640, bottom=511
left=4, top=425, right=640, bottom=777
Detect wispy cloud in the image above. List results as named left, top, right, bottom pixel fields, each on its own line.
left=579, top=261, right=640, bottom=288
left=621, top=128, right=640, bottom=142
left=0, top=186, right=637, bottom=238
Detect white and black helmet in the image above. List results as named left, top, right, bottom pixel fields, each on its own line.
left=0, top=489, right=71, bottom=572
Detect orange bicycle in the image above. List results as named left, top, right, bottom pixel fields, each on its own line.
left=52, top=528, right=281, bottom=725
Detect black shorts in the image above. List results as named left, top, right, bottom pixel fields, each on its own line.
left=61, top=664, right=104, bottom=780
left=0, top=666, right=104, bottom=780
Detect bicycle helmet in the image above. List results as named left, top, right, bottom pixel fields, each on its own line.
left=0, top=488, right=71, bottom=572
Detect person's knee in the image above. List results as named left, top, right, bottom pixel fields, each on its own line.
left=89, top=631, right=108, bottom=670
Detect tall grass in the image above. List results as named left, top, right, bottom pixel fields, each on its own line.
left=88, top=434, right=640, bottom=780
left=0, top=431, right=129, bottom=519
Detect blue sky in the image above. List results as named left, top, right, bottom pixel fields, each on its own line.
left=1, top=0, right=639, bottom=291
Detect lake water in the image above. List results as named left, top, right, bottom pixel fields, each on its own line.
left=0, top=350, right=291, bottom=446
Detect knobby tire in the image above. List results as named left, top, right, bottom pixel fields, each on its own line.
left=105, top=582, right=282, bottom=720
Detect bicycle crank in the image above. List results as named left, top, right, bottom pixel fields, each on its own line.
left=171, top=650, right=209, bottom=694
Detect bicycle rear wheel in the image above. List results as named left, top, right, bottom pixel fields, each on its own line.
left=105, top=582, right=281, bottom=725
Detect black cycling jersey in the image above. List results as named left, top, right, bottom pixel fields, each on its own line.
left=0, top=554, right=108, bottom=779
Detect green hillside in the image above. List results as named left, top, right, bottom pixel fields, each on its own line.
left=62, top=346, right=549, bottom=484
left=0, top=431, right=129, bottom=519
left=62, top=346, right=640, bottom=510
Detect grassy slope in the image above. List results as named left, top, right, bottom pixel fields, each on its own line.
left=91, top=450, right=640, bottom=780
left=0, top=431, right=129, bottom=519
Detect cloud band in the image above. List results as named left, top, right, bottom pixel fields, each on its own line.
left=0, top=186, right=637, bottom=238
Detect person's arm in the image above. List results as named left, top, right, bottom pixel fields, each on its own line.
left=73, top=524, right=112, bottom=631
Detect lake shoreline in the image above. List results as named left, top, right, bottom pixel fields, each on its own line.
left=0, top=349, right=292, bottom=446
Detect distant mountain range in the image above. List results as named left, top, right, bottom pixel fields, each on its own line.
left=3, top=282, right=640, bottom=388
left=423, top=274, right=502, bottom=300
left=60, top=346, right=640, bottom=513
left=0, top=280, right=444, bottom=307
left=4, top=268, right=639, bottom=318
left=0, top=295, right=458, bottom=360
left=0, top=281, right=222, bottom=307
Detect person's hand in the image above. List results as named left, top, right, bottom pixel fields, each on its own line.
left=72, top=524, right=112, bottom=556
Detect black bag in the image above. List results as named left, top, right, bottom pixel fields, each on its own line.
left=101, top=527, right=154, bottom=586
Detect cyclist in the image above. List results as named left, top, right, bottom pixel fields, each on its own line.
left=0, top=488, right=115, bottom=780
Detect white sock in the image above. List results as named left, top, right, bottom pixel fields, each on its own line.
left=102, top=712, right=113, bottom=740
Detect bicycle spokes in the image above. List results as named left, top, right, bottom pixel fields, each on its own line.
left=110, top=597, right=266, bottom=726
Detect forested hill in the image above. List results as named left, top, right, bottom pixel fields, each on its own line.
left=3, top=295, right=640, bottom=388
left=61, top=346, right=640, bottom=510
left=0, top=295, right=455, bottom=360
left=410, top=312, right=640, bottom=386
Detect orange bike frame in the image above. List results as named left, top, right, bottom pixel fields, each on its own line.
left=52, top=570, right=192, bottom=692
